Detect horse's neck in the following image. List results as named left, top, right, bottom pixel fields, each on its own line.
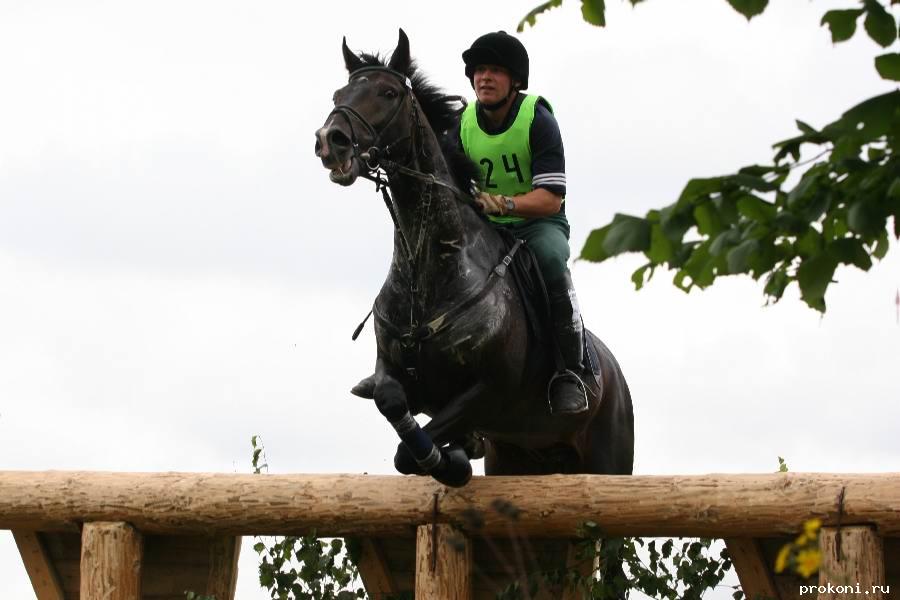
left=386, top=134, right=498, bottom=306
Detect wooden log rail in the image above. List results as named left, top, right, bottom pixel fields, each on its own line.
left=2, top=471, right=899, bottom=537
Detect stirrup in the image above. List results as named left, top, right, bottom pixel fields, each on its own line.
left=547, top=369, right=588, bottom=415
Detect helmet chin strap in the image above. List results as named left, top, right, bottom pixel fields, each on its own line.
left=479, top=88, right=517, bottom=112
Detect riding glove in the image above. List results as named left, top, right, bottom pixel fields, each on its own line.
left=477, top=192, right=513, bottom=215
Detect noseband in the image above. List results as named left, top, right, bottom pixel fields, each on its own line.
left=328, top=66, right=419, bottom=173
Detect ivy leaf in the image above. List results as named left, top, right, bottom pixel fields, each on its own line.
left=725, top=0, right=768, bottom=21
left=864, top=0, right=897, bottom=47
left=517, top=0, right=563, bottom=32
left=821, top=9, right=863, bottom=43
left=875, top=53, right=900, bottom=81
left=581, top=0, right=607, bottom=27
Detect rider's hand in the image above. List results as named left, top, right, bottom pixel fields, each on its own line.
left=476, top=192, right=509, bottom=215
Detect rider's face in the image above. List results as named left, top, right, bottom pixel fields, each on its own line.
left=473, top=64, right=515, bottom=105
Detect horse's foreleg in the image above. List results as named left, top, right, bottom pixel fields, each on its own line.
left=374, top=360, right=472, bottom=487
left=421, top=382, right=486, bottom=448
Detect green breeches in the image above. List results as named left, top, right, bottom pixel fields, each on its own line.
left=495, top=214, right=571, bottom=290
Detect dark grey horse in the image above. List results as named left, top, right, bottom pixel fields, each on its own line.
left=315, top=30, right=633, bottom=489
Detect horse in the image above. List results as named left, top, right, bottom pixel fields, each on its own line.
left=315, top=29, right=634, bottom=490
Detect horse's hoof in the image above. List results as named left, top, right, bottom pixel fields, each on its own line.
left=432, top=444, right=472, bottom=488
left=393, top=443, right=425, bottom=475
left=462, top=434, right=485, bottom=460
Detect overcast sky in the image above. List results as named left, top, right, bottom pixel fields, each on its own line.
left=1, top=1, right=898, bottom=598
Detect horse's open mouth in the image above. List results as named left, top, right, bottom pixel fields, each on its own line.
left=329, top=157, right=360, bottom=186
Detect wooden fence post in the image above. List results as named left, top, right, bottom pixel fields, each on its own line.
left=80, top=522, right=142, bottom=600
left=416, top=524, right=471, bottom=600
left=818, top=526, right=885, bottom=600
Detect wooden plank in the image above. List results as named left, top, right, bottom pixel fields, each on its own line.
left=416, top=524, right=471, bottom=600
left=80, top=522, right=142, bottom=600
left=3, top=471, right=900, bottom=538
left=357, top=538, right=399, bottom=599
left=12, top=530, right=65, bottom=600
left=724, top=538, right=780, bottom=600
left=818, top=526, right=886, bottom=600
left=206, top=535, right=241, bottom=600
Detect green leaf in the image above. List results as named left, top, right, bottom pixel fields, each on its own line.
left=648, top=223, right=675, bottom=262
left=797, top=254, right=838, bottom=311
left=709, top=228, right=741, bottom=256
left=873, top=228, right=890, bottom=259
left=631, top=263, right=654, bottom=290
left=864, top=0, right=897, bottom=47
left=254, top=542, right=266, bottom=553
left=821, top=9, right=863, bottom=43
left=795, top=120, right=819, bottom=135
left=677, top=177, right=724, bottom=209
left=581, top=0, right=606, bottom=27
left=693, top=202, right=724, bottom=236
left=875, top=53, right=900, bottom=81
left=726, top=238, right=759, bottom=274
left=602, top=214, right=651, bottom=256
left=829, top=238, right=873, bottom=270
left=725, top=0, right=768, bottom=21
left=736, top=194, right=777, bottom=222
left=729, top=173, right=778, bottom=193
left=764, top=268, right=789, bottom=300
left=580, top=224, right=611, bottom=262
left=517, top=0, right=563, bottom=32
left=831, top=90, right=900, bottom=140
left=888, top=177, right=900, bottom=199
left=847, top=199, right=884, bottom=236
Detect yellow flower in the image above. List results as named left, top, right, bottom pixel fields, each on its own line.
left=794, top=533, right=808, bottom=545
left=796, top=548, right=821, bottom=579
left=803, top=518, right=822, bottom=537
left=775, top=544, right=791, bottom=573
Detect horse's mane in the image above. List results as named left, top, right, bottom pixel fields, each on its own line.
left=352, top=53, right=479, bottom=197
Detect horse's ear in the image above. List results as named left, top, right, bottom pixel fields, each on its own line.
left=388, top=28, right=410, bottom=74
left=342, top=36, right=365, bottom=73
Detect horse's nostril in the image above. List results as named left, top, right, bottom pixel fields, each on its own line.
left=328, top=129, right=351, bottom=149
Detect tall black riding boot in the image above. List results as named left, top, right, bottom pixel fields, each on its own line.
left=547, top=272, right=588, bottom=415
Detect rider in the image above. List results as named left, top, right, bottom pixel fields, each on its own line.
left=352, top=31, right=588, bottom=415
left=460, top=31, right=587, bottom=415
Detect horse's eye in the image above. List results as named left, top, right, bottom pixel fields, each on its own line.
left=382, top=89, right=398, bottom=99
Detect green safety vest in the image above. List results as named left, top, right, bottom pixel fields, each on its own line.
left=460, top=94, right=549, bottom=224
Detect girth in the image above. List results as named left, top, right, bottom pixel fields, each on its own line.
left=373, top=239, right=524, bottom=379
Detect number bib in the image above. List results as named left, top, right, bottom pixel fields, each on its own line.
left=460, top=94, right=547, bottom=224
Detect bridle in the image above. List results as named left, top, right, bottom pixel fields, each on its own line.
left=333, top=65, right=523, bottom=378
left=328, top=66, right=479, bottom=288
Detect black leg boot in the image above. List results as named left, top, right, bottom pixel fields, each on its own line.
left=547, top=272, right=588, bottom=415
left=350, top=373, right=376, bottom=399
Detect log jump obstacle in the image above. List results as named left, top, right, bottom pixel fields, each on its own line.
left=2, top=471, right=898, bottom=599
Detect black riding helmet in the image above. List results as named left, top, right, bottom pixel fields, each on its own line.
left=462, top=31, right=529, bottom=90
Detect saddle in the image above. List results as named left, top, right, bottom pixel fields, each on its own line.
left=495, top=229, right=601, bottom=382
